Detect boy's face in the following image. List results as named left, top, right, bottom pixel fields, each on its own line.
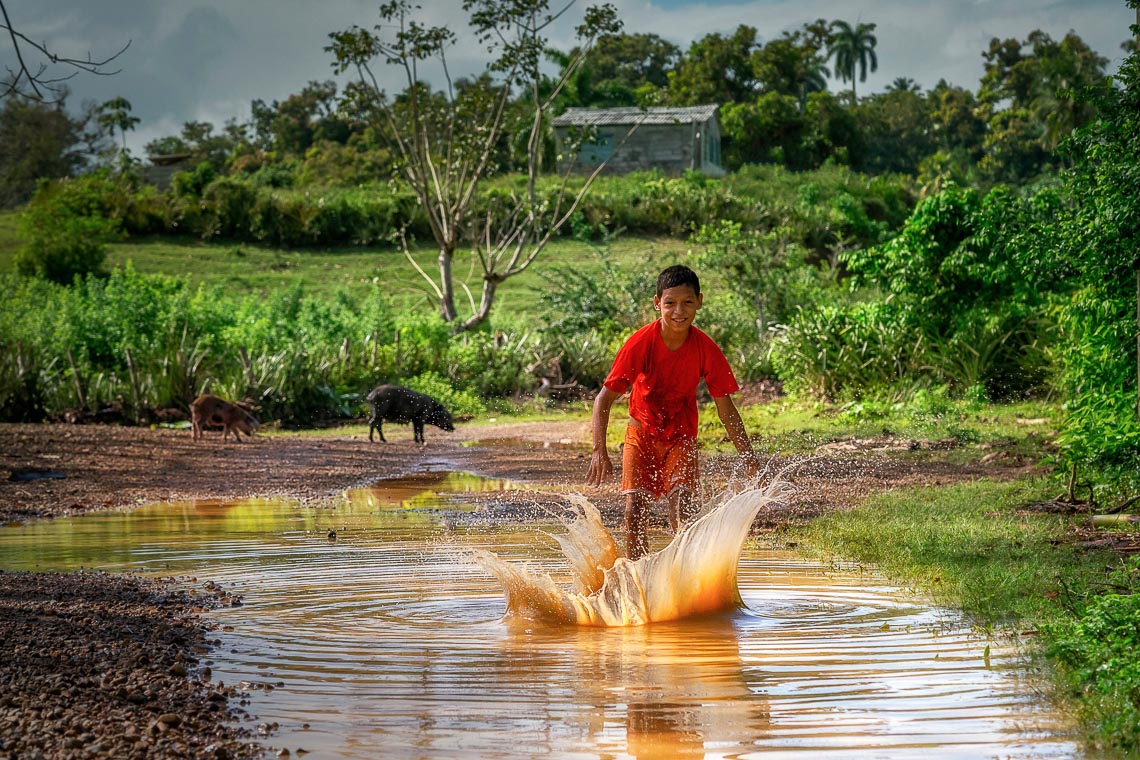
left=654, top=284, right=703, bottom=334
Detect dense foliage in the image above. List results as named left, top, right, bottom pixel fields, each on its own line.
left=0, top=268, right=511, bottom=425
left=1046, top=32, right=1140, bottom=488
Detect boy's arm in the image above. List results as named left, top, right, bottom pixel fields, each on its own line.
left=586, top=385, right=620, bottom=486
left=713, top=394, right=760, bottom=475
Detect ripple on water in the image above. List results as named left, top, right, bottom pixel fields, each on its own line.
left=0, top=483, right=1078, bottom=760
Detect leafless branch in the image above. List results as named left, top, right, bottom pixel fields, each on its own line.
left=1, top=0, right=130, bottom=102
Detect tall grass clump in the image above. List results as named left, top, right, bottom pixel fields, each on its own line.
left=0, top=268, right=548, bottom=425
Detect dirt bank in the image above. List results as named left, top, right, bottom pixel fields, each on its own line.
left=0, top=420, right=1030, bottom=525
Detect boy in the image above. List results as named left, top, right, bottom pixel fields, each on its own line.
left=586, top=264, right=759, bottom=560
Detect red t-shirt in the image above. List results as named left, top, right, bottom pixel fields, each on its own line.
left=603, top=321, right=739, bottom=442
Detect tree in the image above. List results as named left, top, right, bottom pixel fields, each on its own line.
left=575, top=32, right=679, bottom=106
left=887, top=77, right=920, bottom=93
left=0, top=94, right=90, bottom=207
left=827, top=20, right=878, bottom=102
left=667, top=25, right=759, bottom=105
left=720, top=93, right=803, bottom=168
left=750, top=24, right=831, bottom=106
left=927, top=80, right=986, bottom=158
left=327, top=0, right=621, bottom=331
left=855, top=88, right=933, bottom=174
left=95, top=96, right=139, bottom=156
left=977, top=30, right=1108, bottom=182
left=1, top=0, right=129, bottom=102
left=1047, top=3, right=1140, bottom=478
left=800, top=89, right=861, bottom=167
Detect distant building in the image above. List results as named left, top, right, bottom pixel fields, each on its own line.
left=142, top=153, right=194, bottom=190
left=551, top=105, right=724, bottom=177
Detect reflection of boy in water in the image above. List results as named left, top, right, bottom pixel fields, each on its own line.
left=586, top=265, right=759, bottom=560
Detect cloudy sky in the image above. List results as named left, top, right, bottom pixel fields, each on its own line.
left=4, top=0, right=1135, bottom=154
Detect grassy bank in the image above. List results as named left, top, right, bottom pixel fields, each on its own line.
left=784, top=478, right=1140, bottom=754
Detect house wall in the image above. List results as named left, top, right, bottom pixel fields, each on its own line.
left=141, top=162, right=192, bottom=190
left=556, top=119, right=722, bottom=176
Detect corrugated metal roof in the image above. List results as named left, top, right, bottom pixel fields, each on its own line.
left=551, top=105, right=718, bottom=127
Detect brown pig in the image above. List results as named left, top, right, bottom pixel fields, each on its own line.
left=190, top=394, right=260, bottom=442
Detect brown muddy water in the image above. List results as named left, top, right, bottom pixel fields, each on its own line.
left=0, top=471, right=1078, bottom=759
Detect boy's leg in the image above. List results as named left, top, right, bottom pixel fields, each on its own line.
left=664, top=437, right=701, bottom=533
left=624, top=491, right=652, bottom=560
left=621, top=424, right=661, bottom=561
left=666, top=488, right=698, bottom=534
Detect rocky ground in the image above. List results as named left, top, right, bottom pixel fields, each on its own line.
left=0, top=417, right=1047, bottom=758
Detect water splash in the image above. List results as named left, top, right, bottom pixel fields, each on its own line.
left=474, top=480, right=791, bottom=627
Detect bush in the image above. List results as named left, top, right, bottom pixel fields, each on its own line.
left=404, top=372, right=485, bottom=418
left=1046, top=558, right=1140, bottom=752
left=771, top=301, right=922, bottom=399
left=13, top=177, right=124, bottom=284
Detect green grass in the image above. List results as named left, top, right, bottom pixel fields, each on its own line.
left=699, top=395, right=1058, bottom=460
left=0, top=208, right=689, bottom=321
left=785, top=479, right=1140, bottom=753
left=786, top=479, right=1092, bottom=621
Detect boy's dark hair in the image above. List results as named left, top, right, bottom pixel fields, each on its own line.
left=657, top=265, right=701, bottom=297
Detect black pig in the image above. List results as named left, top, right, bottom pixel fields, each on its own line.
left=366, top=384, right=455, bottom=444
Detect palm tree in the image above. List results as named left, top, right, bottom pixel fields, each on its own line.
left=828, top=20, right=878, bottom=102
left=887, top=76, right=920, bottom=93
left=797, top=58, right=831, bottom=111
left=96, top=96, right=139, bottom=154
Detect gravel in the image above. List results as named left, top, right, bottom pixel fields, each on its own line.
left=0, top=570, right=264, bottom=759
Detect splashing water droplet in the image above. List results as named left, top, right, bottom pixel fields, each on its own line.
left=474, top=480, right=792, bottom=627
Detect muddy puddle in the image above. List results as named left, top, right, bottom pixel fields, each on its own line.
left=0, top=471, right=1078, bottom=759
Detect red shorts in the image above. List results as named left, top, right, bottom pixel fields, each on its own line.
left=621, top=420, right=699, bottom=499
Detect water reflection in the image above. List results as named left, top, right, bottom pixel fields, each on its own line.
left=0, top=473, right=1079, bottom=759
left=561, top=616, right=770, bottom=759
left=341, top=471, right=519, bottom=512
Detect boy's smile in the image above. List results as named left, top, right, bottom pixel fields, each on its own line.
left=654, top=284, right=703, bottom=344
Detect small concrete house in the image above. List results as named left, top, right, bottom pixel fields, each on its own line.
left=142, top=153, right=194, bottom=190
left=551, top=105, right=724, bottom=176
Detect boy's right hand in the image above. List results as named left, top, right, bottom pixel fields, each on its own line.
left=586, top=450, right=613, bottom=486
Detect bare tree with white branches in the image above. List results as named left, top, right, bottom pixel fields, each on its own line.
left=328, top=0, right=636, bottom=332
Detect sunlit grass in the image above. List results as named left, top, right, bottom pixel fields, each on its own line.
left=0, top=210, right=690, bottom=321
left=701, top=395, right=1058, bottom=459
left=784, top=478, right=1140, bottom=751
left=787, top=479, right=1100, bottom=622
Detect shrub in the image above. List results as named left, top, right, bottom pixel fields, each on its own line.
left=1046, top=559, right=1140, bottom=752
left=771, top=301, right=922, bottom=399
left=14, top=177, right=124, bottom=284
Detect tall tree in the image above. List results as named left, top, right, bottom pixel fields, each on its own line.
left=667, top=25, right=759, bottom=105
left=855, top=88, right=933, bottom=174
left=0, top=94, right=89, bottom=207
left=95, top=96, right=139, bottom=155
left=827, top=20, right=878, bottom=102
left=1047, top=3, right=1140, bottom=477
left=327, top=0, right=621, bottom=331
left=751, top=24, right=831, bottom=106
left=977, top=30, right=1108, bottom=182
left=887, top=77, right=920, bottom=93
left=580, top=32, right=679, bottom=105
